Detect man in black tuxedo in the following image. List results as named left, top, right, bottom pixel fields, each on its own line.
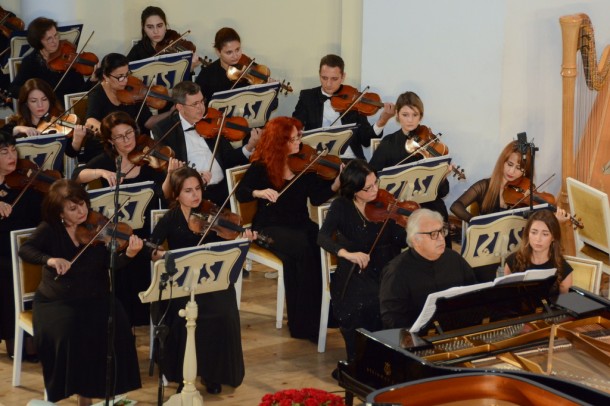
left=153, top=81, right=261, bottom=205
left=292, top=54, right=394, bottom=160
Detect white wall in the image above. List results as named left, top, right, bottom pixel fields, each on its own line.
left=362, top=0, right=610, bottom=205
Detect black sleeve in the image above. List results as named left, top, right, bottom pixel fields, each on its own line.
left=369, top=139, right=392, bottom=172
left=450, top=179, right=489, bottom=222
left=379, top=255, right=412, bottom=329
left=235, top=163, right=265, bottom=203
left=292, top=90, right=311, bottom=128
left=317, top=199, right=344, bottom=256
left=18, top=222, right=53, bottom=265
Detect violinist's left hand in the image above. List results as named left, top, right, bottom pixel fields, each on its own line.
left=0, top=201, right=12, bottom=218
left=446, top=164, right=456, bottom=176
left=191, top=53, right=203, bottom=70
left=71, top=125, right=87, bottom=150
left=331, top=163, right=344, bottom=192
left=376, top=102, right=396, bottom=127
left=245, top=128, right=262, bottom=152
left=554, top=207, right=571, bottom=223
left=242, top=229, right=258, bottom=242
left=125, top=235, right=144, bottom=258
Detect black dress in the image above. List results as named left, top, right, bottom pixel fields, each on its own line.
left=195, top=59, right=248, bottom=103
left=0, top=184, right=41, bottom=346
left=236, top=162, right=336, bottom=340
left=150, top=207, right=245, bottom=387
left=19, top=221, right=141, bottom=402
left=369, top=126, right=451, bottom=246
left=317, top=197, right=406, bottom=358
left=72, top=151, right=166, bottom=326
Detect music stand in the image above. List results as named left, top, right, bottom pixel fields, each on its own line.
left=140, top=239, right=250, bottom=406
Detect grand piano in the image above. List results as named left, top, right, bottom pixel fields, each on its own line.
left=337, top=277, right=610, bottom=405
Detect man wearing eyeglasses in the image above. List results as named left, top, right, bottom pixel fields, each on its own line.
left=153, top=81, right=261, bottom=205
left=379, top=208, right=476, bottom=329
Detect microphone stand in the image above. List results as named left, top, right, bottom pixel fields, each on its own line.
left=516, top=132, right=538, bottom=214
left=104, top=156, right=123, bottom=405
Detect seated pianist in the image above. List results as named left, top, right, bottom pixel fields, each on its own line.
left=379, top=208, right=477, bottom=329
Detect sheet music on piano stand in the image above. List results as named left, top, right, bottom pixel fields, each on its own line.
left=140, top=239, right=249, bottom=405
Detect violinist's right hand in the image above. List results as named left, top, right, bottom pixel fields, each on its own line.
left=47, top=257, right=71, bottom=276
left=339, top=249, right=370, bottom=269
left=0, top=200, right=12, bottom=218
left=199, top=170, right=212, bottom=185
left=97, top=169, right=121, bottom=186
left=253, top=188, right=279, bottom=202
left=13, top=125, right=40, bottom=137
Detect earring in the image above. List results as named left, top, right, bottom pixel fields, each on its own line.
left=61, top=217, right=65, bottom=225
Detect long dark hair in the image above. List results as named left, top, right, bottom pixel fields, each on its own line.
left=168, top=166, right=204, bottom=209
left=139, top=6, right=167, bottom=46
left=339, top=159, right=375, bottom=199
left=9, top=78, right=62, bottom=127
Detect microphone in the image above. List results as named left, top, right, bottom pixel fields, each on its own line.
left=516, top=132, right=528, bottom=166
left=116, top=155, right=123, bottom=180
left=164, top=251, right=178, bottom=277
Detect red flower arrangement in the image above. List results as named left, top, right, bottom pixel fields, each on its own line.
left=259, top=388, right=345, bottom=406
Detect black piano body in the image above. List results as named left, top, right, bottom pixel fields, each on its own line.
left=338, top=278, right=610, bottom=405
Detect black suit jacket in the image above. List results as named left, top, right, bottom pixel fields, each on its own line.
left=292, top=86, right=380, bottom=159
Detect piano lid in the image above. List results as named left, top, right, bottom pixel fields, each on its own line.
left=412, top=275, right=558, bottom=337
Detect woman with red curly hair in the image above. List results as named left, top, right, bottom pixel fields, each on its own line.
left=236, top=116, right=340, bottom=341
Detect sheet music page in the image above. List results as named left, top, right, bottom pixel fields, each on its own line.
left=523, top=268, right=557, bottom=280
left=409, top=281, right=493, bottom=333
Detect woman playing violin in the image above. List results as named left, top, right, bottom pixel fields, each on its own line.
left=195, top=27, right=250, bottom=102
left=317, top=159, right=406, bottom=360
left=149, top=166, right=248, bottom=394
left=127, top=6, right=203, bottom=70
left=0, top=130, right=42, bottom=363
left=72, top=111, right=167, bottom=325
left=504, top=209, right=573, bottom=295
left=5, top=78, right=86, bottom=158
left=236, top=116, right=340, bottom=341
left=369, top=91, right=452, bottom=247
left=9, top=17, right=93, bottom=105
left=18, top=179, right=142, bottom=405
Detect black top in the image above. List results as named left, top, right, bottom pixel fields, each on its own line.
left=292, top=86, right=381, bottom=159
left=450, top=178, right=501, bottom=222
left=86, top=84, right=152, bottom=131
left=505, top=253, right=574, bottom=296
left=235, top=161, right=336, bottom=229
left=0, top=183, right=42, bottom=253
left=195, top=59, right=248, bottom=102
left=379, top=248, right=477, bottom=329
left=127, top=39, right=155, bottom=62
left=9, top=50, right=91, bottom=105
left=19, top=221, right=132, bottom=301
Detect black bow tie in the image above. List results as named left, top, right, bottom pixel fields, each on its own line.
left=320, top=93, right=332, bottom=102
left=184, top=126, right=195, bottom=132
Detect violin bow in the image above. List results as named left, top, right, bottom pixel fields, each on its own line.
left=53, top=30, right=95, bottom=93
left=507, top=173, right=556, bottom=209
left=0, top=45, right=10, bottom=59
left=135, top=73, right=157, bottom=125
left=61, top=197, right=131, bottom=272
left=396, top=134, right=440, bottom=166
left=340, top=181, right=410, bottom=300
left=205, top=109, right=228, bottom=175
left=330, top=85, right=369, bottom=126
left=38, top=81, right=102, bottom=134
left=153, top=30, right=191, bottom=57
left=196, top=180, right=240, bottom=245
left=122, top=119, right=181, bottom=178
left=2, top=155, right=52, bottom=218
left=229, top=58, right=256, bottom=90
left=266, top=147, right=330, bottom=207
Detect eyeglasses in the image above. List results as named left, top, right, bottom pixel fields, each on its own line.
left=111, top=129, right=135, bottom=143
left=109, top=70, right=132, bottom=82
left=417, top=226, right=449, bottom=240
left=41, top=32, right=59, bottom=43
left=289, top=134, right=303, bottom=143
left=181, top=99, right=205, bottom=108
left=361, top=178, right=380, bottom=192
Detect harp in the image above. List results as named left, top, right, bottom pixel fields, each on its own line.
left=560, top=14, right=610, bottom=196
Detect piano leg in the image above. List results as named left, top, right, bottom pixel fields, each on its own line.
left=345, top=391, right=354, bottom=406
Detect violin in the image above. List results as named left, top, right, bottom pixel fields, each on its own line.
left=37, top=113, right=99, bottom=139
left=75, top=210, right=160, bottom=251
left=116, top=76, right=176, bottom=110
left=364, top=189, right=420, bottom=228
left=503, top=177, right=584, bottom=229
left=128, top=134, right=175, bottom=172
left=403, top=125, right=466, bottom=180
left=331, top=85, right=385, bottom=116
left=154, top=29, right=212, bottom=68
left=187, top=199, right=273, bottom=247
left=47, top=40, right=99, bottom=76
left=226, top=54, right=293, bottom=94
left=0, top=7, right=24, bottom=38
left=195, top=107, right=250, bottom=142
left=4, top=158, right=61, bottom=194
left=287, top=144, right=342, bottom=181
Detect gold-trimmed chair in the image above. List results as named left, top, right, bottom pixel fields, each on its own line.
left=11, top=228, right=41, bottom=387
left=226, top=164, right=285, bottom=329
left=317, top=203, right=337, bottom=352
left=565, top=255, right=602, bottom=295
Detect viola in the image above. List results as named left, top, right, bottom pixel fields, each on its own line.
left=365, top=189, right=420, bottom=228
left=195, top=107, right=250, bottom=142
left=187, top=199, right=273, bottom=247
left=37, top=113, right=99, bottom=139
left=128, top=134, right=175, bottom=172
left=0, top=7, right=24, bottom=38
left=116, top=75, right=176, bottom=110
left=4, top=159, right=61, bottom=194
left=330, top=85, right=385, bottom=116
left=226, top=54, right=293, bottom=94
left=47, top=40, right=99, bottom=76
left=503, top=177, right=584, bottom=229
left=287, top=144, right=342, bottom=180
left=154, top=29, right=212, bottom=68
left=75, top=210, right=161, bottom=251
left=403, top=125, right=466, bottom=180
